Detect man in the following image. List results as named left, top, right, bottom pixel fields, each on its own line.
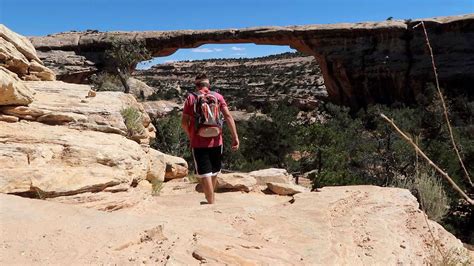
left=181, top=73, right=239, bottom=204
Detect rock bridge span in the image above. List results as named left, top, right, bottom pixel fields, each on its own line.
left=30, top=14, right=474, bottom=109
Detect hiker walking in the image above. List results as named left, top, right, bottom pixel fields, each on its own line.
left=181, top=73, right=239, bottom=204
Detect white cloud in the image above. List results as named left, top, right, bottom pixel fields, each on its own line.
left=213, top=48, right=224, bottom=52
left=231, top=46, right=245, bottom=51
left=233, top=53, right=247, bottom=56
left=192, top=48, right=214, bottom=53
left=164, top=60, right=176, bottom=64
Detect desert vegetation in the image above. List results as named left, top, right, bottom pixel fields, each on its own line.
left=151, top=84, right=473, bottom=243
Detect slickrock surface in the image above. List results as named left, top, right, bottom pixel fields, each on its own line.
left=0, top=185, right=469, bottom=265
left=31, top=15, right=474, bottom=108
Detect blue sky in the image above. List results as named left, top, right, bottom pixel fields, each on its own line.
left=1, top=0, right=473, bottom=68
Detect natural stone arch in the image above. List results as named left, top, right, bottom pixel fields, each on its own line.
left=30, top=14, right=474, bottom=109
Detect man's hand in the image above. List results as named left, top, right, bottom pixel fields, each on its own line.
left=231, top=138, right=240, bottom=151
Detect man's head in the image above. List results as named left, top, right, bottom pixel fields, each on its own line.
left=195, top=73, right=210, bottom=89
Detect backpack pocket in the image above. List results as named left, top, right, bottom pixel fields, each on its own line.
left=197, top=126, right=221, bottom=138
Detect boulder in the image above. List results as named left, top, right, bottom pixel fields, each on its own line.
left=163, top=153, right=188, bottom=181
left=0, top=24, right=40, bottom=63
left=145, top=149, right=166, bottom=183
left=0, top=121, right=149, bottom=197
left=0, top=24, right=55, bottom=81
left=267, top=182, right=308, bottom=196
left=127, top=77, right=155, bottom=100
left=142, top=100, right=181, bottom=119
left=216, top=173, right=257, bottom=192
left=0, top=67, right=35, bottom=105
left=0, top=36, right=29, bottom=75
left=249, top=168, right=292, bottom=185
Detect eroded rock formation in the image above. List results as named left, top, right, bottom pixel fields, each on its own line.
left=0, top=25, right=187, bottom=198
left=30, top=14, right=474, bottom=108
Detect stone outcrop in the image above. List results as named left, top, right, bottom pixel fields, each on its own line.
left=216, top=173, right=257, bottom=192
left=162, top=153, right=189, bottom=181
left=142, top=100, right=180, bottom=119
left=1, top=186, right=470, bottom=264
left=267, top=182, right=308, bottom=195
left=0, top=121, right=149, bottom=197
left=0, top=80, right=156, bottom=144
left=1, top=24, right=55, bottom=81
left=30, top=15, right=474, bottom=109
left=249, top=168, right=293, bottom=185
left=127, top=77, right=155, bottom=100
left=0, top=67, right=35, bottom=105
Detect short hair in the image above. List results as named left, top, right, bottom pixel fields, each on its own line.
left=195, top=73, right=207, bottom=81
left=195, top=73, right=210, bottom=88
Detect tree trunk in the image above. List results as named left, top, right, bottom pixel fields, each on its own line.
left=116, top=67, right=130, bottom=93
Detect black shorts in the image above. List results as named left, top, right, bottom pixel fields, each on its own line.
left=192, top=146, right=223, bottom=177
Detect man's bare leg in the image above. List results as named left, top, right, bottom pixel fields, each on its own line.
left=211, top=175, right=218, bottom=192
left=202, top=176, right=215, bottom=204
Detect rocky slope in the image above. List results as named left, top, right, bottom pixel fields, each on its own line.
left=1, top=185, right=471, bottom=265
left=0, top=25, right=187, bottom=198
left=30, top=14, right=474, bottom=109
left=135, top=52, right=325, bottom=111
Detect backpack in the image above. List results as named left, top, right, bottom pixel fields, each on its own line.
left=191, top=91, right=224, bottom=138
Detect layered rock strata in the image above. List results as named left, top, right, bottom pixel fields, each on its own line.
left=30, top=15, right=474, bottom=108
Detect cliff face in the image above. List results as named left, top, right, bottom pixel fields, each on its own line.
left=30, top=14, right=474, bottom=109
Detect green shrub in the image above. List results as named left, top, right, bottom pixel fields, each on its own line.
left=90, top=72, right=123, bottom=91
left=151, top=179, right=163, bottom=196
left=120, top=107, right=144, bottom=137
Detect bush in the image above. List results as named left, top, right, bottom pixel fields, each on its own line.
left=90, top=72, right=123, bottom=91
left=120, top=107, right=144, bottom=137
left=393, top=168, right=449, bottom=222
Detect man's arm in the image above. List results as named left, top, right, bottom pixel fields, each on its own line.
left=221, top=106, right=239, bottom=151
left=181, top=114, right=192, bottom=139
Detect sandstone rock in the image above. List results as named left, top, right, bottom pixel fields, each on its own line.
left=136, top=180, right=153, bottom=192
left=249, top=168, right=292, bottom=185
left=28, top=60, right=55, bottom=81
left=0, top=67, right=35, bottom=105
left=163, top=152, right=188, bottom=181
left=142, top=100, right=180, bottom=119
left=267, top=182, right=308, bottom=195
left=216, top=173, right=257, bottom=192
left=0, top=114, right=19, bottom=123
left=0, top=121, right=148, bottom=197
left=0, top=24, right=40, bottom=63
left=2, top=186, right=469, bottom=264
left=36, top=111, right=88, bottom=125
left=36, top=50, right=97, bottom=83
left=1, top=105, right=45, bottom=119
left=0, top=36, right=29, bottom=75
left=127, top=77, right=155, bottom=100
left=0, top=24, right=55, bottom=81
left=146, top=149, right=166, bottom=183
left=3, top=81, right=156, bottom=144
left=31, top=15, right=474, bottom=109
